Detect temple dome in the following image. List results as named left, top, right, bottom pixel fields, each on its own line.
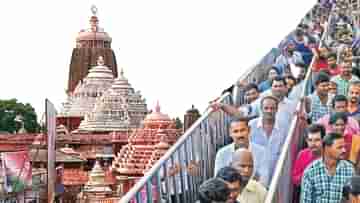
left=59, top=56, right=114, bottom=117
left=143, top=102, right=173, bottom=129
left=77, top=68, right=147, bottom=132
left=76, top=8, right=111, bottom=44
left=83, top=160, right=112, bottom=195
left=86, top=60, right=114, bottom=79
left=144, top=101, right=171, bottom=121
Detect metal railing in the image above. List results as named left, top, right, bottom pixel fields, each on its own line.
left=0, top=197, right=17, bottom=203
left=119, top=3, right=332, bottom=203
left=119, top=93, right=232, bottom=203
left=264, top=3, right=336, bottom=203
left=119, top=31, right=288, bottom=203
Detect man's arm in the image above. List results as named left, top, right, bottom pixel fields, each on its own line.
left=210, top=102, right=242, bottom=117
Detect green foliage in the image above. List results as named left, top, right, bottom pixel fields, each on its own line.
left=174, top=117, right=183, bottom=130
left=0, top=99, right=40, bottom=133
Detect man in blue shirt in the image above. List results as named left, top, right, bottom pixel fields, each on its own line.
left=258, top=67, right=280, bottom=93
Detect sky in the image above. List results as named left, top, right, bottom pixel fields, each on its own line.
left=0, top=0, right=315, bottom=120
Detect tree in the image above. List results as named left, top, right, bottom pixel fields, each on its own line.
left=174, top=117, right=183, bottom=130
left=0, top=99, right=40, bottom=133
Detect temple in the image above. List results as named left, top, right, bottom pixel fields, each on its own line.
left=58, top=56, right=115, bottom=131
left=67, top=5, right=118, bottom=93
left=76, top=68, right=147, bottom=133
left=0, top=5, right=188, bottom=203
left=111, top=102, right=181, bottom=194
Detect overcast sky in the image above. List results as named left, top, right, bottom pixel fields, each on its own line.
left=0, top=0, right=315, bottom=119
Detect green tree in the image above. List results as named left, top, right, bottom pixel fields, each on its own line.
left=174, top=117, right=183, bottom=130
left=0, top=99, right=40, bottom=133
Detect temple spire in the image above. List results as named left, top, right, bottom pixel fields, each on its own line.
left=91, top=5, right=98, bottom=16
left=89, top=5, right=99, bottom=32
left=120, top=67, right=124, bottom=77
left=155, top=101, right=160, bottom=113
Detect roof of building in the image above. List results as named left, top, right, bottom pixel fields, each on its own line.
left=62, top=168, right=116, bottom=186
left=30, top=149, right=86, bottom=163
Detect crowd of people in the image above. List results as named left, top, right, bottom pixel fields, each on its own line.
left=198, top=1, right=360, bottom=203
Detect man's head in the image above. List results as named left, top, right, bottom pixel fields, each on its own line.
left=271, top=76, right=287, bottom=100
left=295, top=29, right=304, bottom=42
left=260, top=96, right=279, bottom=120
left=231, top=148, right=254, bottom=184
left=286, top=41, right=296, bottom=54
left=315, top=72, right=330, bottom=97
left=216, top=167, right=242, bottom=203
left=332, top=95, right=348, bottom=113
left=348, top=82, right=360, bottom=104
left=341, top=62, right=353, bottom=78
left=268, top=67, right=280, bottom=82
left=306, top=124, right=326, bottom=155
left=329, top=112, right=348, bottom=135
left=285, top=75, right=297, bottom=94
left=295, top=62, right=307, bottom=81
left=323, top=132, right=347, bottom=160
left=198, top=178, right=230, bottom=203
left=244, top=83, right=259, bottom=104
left=229, top=118, right=250, bottom=149
left=327, top=53, right=338, bottom=69
left=329, top=81, right=338, bottom=95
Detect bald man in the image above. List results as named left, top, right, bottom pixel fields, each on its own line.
left=231, top=149, right=267, bottom=203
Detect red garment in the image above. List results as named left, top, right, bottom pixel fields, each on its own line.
left=344, top=133, right=355, bottom=159
left=312, top=59, right=328, bottom=72
left=292, top=148, right=319, bottom=186
left=328, top=66, right=342, bottom=76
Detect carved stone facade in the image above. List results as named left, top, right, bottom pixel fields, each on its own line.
left=77, top=69, right=147, bottom=133
left=110, top=103, right=181, bottom=195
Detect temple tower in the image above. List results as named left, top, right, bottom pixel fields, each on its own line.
left=58, top=56, right=115, bottom=131
left=184, top=105, right=201, bottom=131
left=77, top=69, right=148, bottom=133
left=67, top=5, right=118, bottom=93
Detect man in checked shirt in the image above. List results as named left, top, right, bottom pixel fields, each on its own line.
left=300, top=132, right=354, bottom=203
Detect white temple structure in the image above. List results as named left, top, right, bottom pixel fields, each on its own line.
left=60, top=56, right=114, bottom=118
left=77, top=68, right=148, bottom=132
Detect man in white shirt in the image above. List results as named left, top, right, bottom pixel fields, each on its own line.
left=214, top=117, right=266, bottom=182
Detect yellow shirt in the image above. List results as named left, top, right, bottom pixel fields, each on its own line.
left=237, top=179, right=267, bottom=203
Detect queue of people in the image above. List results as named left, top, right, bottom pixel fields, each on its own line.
left=198, top=1, right=360, bottom=203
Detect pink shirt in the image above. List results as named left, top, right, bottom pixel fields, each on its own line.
left=292, top=148, right=319, bottom=186
left=316, top=114, right=360, bottom=135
